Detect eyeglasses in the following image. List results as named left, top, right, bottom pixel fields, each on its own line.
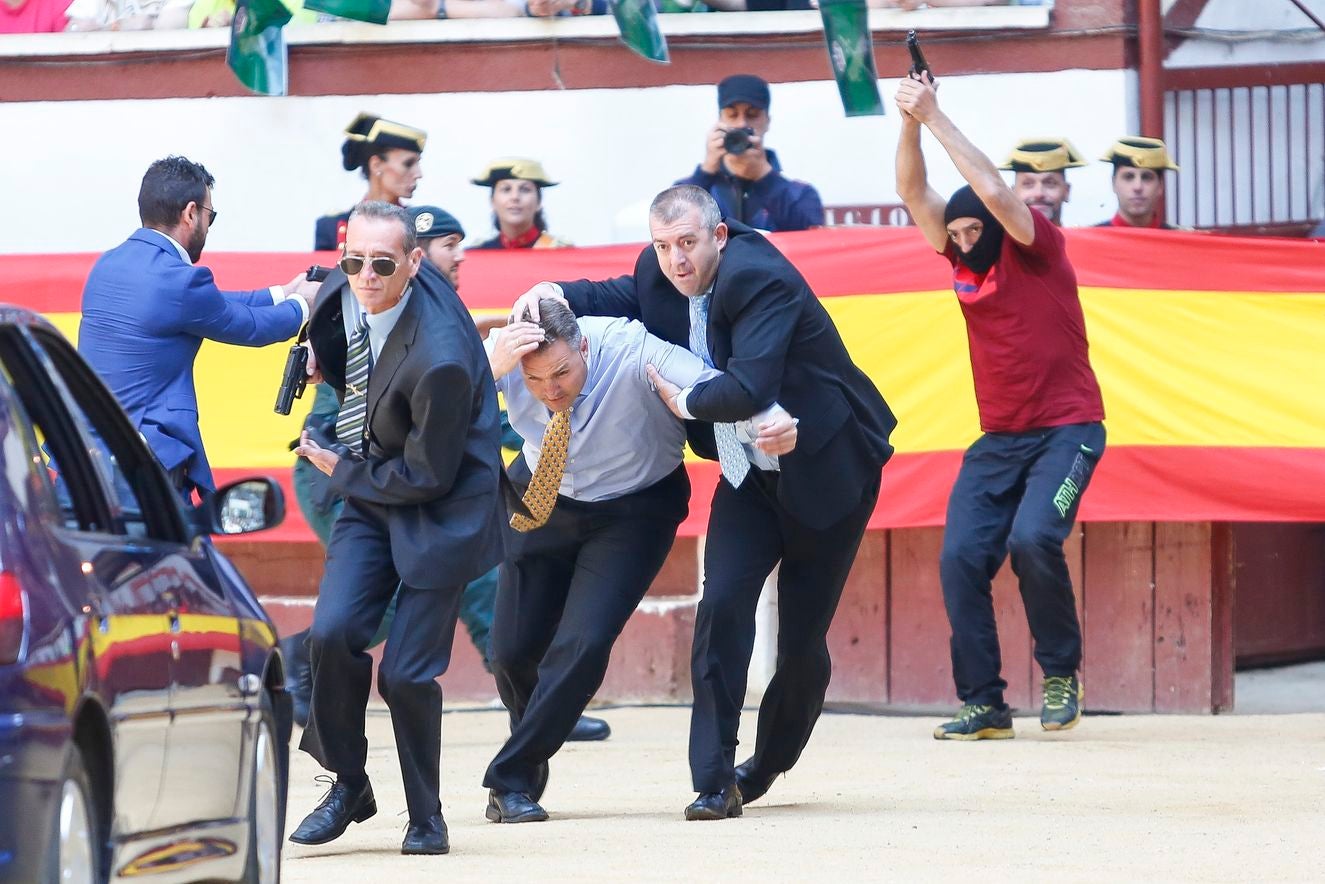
left=338, top=254, right=401, bottom=277
left=198, top=203, right=217, bottom=225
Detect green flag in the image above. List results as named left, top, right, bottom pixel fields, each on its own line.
left=304, top=0, right=391, bottom=24
left=610, top=0, right=669, bottom=64
left=228, top=0, right=293, bottom=97
left=819, top=0, right=884, bottom=117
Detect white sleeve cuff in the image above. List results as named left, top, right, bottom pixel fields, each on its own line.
left=279, top=288, right=310, bottom=324
left=675, top=386, right=696, bottom=420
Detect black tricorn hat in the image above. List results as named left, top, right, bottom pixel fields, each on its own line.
left=341, top=113, right=427, bottom=172
left=470, top=158, right=559, bottom=188
left=1100, top=136, right=1180, bottom=171
left=998, top=137, right=1087, bottom=173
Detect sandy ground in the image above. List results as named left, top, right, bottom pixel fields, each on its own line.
left=280, top=704, right=1324, bottom=883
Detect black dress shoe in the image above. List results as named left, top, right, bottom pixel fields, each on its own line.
left=684, top=784, right=742, bottom=821
left=734, top=758, right=779, bottom=806
left=280, top=631, right=313, bottom=728
left=566, top=715, right=611, bottom=742
left=288, top=778, right=376, bottom=845
left=486, top=790, right=549, bottom=824
left=401, top=813, right=449, bottom=855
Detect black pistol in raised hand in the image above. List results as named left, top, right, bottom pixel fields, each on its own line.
left=907, top=30, right=933, bottom=80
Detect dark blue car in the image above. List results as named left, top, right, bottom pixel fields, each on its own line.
left=0, top=308, right=292, bottom=883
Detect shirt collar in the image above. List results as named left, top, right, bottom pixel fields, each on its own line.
left=364, top=285, right=412, bottom=336
left=147, top=228, right=192, bottom=264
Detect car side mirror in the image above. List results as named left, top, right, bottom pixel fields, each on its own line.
left=200, top=478, right=286, bottom=536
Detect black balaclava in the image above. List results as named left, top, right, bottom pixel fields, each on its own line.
left=943, top=185, right=1005, bottom=274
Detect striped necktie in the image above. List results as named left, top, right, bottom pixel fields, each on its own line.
left=335, top=311, right=372, bottom=454
left=688, top=294, right=750, bottom=488
left=509, top=409, right=571, bottom=532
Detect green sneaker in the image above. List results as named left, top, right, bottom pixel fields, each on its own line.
left=1041, top=675, right=1083, bottom=731
left=932, top=704, right=1015, bottom=741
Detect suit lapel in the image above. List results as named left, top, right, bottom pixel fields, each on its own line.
left=366, top=289, right=421, bottom=431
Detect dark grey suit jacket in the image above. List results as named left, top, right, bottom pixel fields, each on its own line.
left=307, top=261, right=505, bottom=588
left=560, top=220, right=896, bottom=530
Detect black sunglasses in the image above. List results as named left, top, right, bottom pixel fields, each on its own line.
left=338, top=254, right=401, bottom=277
left=198, top=203, right=217, bottom=225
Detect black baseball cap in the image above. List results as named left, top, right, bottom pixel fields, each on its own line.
left=408, top=205, right=464, bottom=240
left=717, top=74, right=770, bottom=112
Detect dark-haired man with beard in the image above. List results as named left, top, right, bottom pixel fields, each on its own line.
left=894, top=74, right=1106, bottom=741
left=79, top=155, right=317, bottom=498
left=1000, top=137, right=1086, bottom=226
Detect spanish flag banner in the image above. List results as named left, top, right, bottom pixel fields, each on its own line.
left=8, top=226, right=1322, bottom=541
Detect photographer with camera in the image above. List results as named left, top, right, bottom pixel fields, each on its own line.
left=675, top=74, right=824, bottom=233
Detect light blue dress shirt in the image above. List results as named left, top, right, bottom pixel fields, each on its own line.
left=490, top=316, right=718, bottom=503
left=340, top=284, right=412, bottom=361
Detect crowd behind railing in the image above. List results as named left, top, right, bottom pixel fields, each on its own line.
left=2, top=0, right=1046, bottom=36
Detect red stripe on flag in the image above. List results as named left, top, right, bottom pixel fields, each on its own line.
left=213, top=445, right=1325, bottom=544
left=11, top=227, right=1321, bottom=316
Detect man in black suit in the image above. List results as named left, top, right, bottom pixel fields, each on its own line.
left=289, top=201, right=505, bottom=855
left=512, top=185, right=896, bottom=820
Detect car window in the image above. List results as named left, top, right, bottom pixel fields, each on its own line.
left=24, top=328, right=188, bottom=544
left=0, top=371, right=65, bottom=525
left=0, top=328, right=111, bottom=533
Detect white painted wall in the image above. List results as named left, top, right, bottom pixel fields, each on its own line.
left=1167, top=0, right=1325, bottom=68
left=0, top=68, right=1130, bottom=254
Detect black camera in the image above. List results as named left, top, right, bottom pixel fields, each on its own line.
left=723, top=127, right=756, bottom=155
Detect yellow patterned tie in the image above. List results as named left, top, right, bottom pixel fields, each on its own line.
left=509, top=409, right=571, bottom=532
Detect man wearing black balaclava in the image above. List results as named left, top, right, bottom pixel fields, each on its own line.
left=893, top=71, right=1107, bottom=742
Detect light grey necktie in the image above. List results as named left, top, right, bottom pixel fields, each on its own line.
left=688, top=294, right=750, bottom=488
left=335, top=311, right=372, bottom=454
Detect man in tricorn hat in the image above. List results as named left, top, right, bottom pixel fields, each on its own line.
left=1096, top=136, right=1180, bottom=229
left=314, top=113, right=428, bottom=251
left=675, top=73, right=823, bottom=232
left=999, top=137, right=1087, bottom=226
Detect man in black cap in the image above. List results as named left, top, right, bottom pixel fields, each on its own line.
left=675, top=73, right=824, bottom=232
left=1096, top=136, right=1180, bottom=229
left=894, top=73, right=1106, bottom=741
left=409, top=205, right=467, bottom=288
left=999, top=137, right=1087, bottom=226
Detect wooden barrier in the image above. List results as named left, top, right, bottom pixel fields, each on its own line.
left=223, top=520, right=1248, bottom=713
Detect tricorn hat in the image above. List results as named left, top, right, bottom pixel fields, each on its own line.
left=998, top=137, right=1087, bottom=173
left=1100, top=136, right=1180, bottom=171
left=408, top=205, right=465, bottom=240
left=470, top=157, right=559, bottom=188
left=341, top=113, right=427, bottom=172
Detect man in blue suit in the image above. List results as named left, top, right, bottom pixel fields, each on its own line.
left=78, top=155, right=316, bottom=498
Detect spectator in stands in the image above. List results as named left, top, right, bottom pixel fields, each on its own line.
left=314, top=113, right=426, bottom=251
left=472, top=158, right=573, bottom=250
left=1, top=0, right=70, bottom=33
left=871, top=0, right=1029, bottom=8
left=388, top=0, right=605, bottom=18
left=168, top=0, right=317, bottom=27
left=675, top=74, right=824, bottom=232
left=999, top=137, right=1085, bottom=227
left=1096, top=136, right=1180, bottom=229
left=64, top=0, right=185, bottom=29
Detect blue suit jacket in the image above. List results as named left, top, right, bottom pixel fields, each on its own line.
left=78, top=229, right=304, bottom=492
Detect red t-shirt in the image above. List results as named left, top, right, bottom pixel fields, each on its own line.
left=944, top=209, right=1105, bottom=434
left=0, top=0, right=70, bottom=33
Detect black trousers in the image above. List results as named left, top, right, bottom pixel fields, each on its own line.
left=939, top=421, right=1106, bottom=708
left=484, top=467, right=688, bottom=794
left=299, top=499, right=464, bottom=824
left=689, top=468, right=879, bottom=794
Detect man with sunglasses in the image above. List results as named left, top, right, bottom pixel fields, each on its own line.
left=289, top=201, right=506, bottom=857
left=78, top=155, right=317, bottom=499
